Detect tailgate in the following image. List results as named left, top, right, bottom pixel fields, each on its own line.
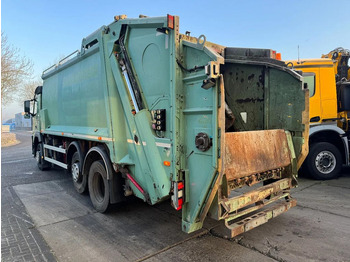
left=225, top=130, right=291, bottom=180
left=215, top=130, right=297, bottom=237
left=177, top=36, right=308, bottom=236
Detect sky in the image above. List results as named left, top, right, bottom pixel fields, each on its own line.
left=2, top=0, right=350, bottom=121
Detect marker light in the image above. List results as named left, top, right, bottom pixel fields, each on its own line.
left=163, top=161, right=171, bottom=167
left=272, top=50, right=276, bottom=58
left=153, top=109, right=166, bottom=131
left=167, top=14, right=174, bottom=29
left=276, top=53, right=282, bottom=60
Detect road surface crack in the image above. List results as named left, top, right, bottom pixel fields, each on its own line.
left=209, top=229, right=282, bottom=261
left=296, top=204, right=350, bottom=218
left=135, top=230, right=209, bottom=262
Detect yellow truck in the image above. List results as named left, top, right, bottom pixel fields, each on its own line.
left=287, top=48, right=350, bottom=179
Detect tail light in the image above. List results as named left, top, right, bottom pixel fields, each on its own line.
left=171, top=181, right=184, bottom=210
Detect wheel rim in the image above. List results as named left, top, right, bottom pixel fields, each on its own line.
left=315, top=150, right=336, bottom=174
left=71, top=162, right=80, bottom=182
left=92, top=172, right=105, bottom=203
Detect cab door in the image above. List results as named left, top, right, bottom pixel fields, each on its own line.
left=319, top=67, right=338, bottom=120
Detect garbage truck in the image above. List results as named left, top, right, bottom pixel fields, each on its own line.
left=24, top=14, right=309, bottom=237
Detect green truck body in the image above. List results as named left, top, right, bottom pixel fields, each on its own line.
left=26, top=15, right=309, bottom=236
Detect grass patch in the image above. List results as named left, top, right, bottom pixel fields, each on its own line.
left=1, top=132, right=20, bottom=147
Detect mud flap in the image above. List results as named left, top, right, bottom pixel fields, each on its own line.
left=109, top=172, right=126, bottom=204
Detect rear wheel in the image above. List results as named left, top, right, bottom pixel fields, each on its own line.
left=88, top=160, right=110, bottom=212
left=305, top=142, right=342, bottom=180
left=71, top=151, right=87, bottom=194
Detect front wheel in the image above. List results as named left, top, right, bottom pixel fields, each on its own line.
left=88, top=160, right=110, bottom=212
left=36, top=143, right=51, bottom=171
left=305, top=142, right=342, bottom=180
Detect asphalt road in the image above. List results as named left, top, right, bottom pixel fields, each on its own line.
left=2, top=131, right=350, bottom=262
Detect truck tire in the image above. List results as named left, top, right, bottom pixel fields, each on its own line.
left=305, top=142, right=342, bottom=180
left=71, top=152, right=87, bottom=194
left=36, top=143, right=51, bottom=171
left=88, top=160, right=110, bottom=212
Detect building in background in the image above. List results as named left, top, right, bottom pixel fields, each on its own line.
left=15, top=112, right=31, bottom=130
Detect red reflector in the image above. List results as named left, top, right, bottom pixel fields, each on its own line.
left=167, top=14, right=174, bottom=29
left=177, top=182, right=184, bottom=190
left=126, top=173, right=145, bottom=194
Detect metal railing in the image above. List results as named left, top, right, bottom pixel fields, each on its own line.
left=42, top=50, right=80, bottom=75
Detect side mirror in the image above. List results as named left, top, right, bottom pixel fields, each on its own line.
left=24, top=100, right=31, bottom=114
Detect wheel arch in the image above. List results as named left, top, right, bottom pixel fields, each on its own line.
left=309, top=125, right=349, bottom=165
left=82, top=145, right=125, bottom=204
left=32, top=132, right=42, bottom=156
left=82, top=145, right=113, bottom=180
left=67, top=141, right=84, bottom=169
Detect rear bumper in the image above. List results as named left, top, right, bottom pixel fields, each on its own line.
left=226, top=197, right=296, bottom=238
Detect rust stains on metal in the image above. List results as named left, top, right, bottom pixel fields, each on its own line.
left=225, top=198, right=297, bottom=238
left=224, top=130, right=291, bottom=180
left=219, top=178, right=292, bottom=217
left=228, top=167, right=283, bottom=190
left=297, top=90, right=310, bottom=169
left=179, top=34, right=226, bottom=56
left=236, top=98, right=264, bottom=103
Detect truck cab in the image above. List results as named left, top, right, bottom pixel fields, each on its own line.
left=287, top=57, right=350, bottom=179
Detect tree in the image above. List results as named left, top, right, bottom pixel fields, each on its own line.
left=21, top=79, right=43, bottom=101
left=1, top=32, right=33, bottom=105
